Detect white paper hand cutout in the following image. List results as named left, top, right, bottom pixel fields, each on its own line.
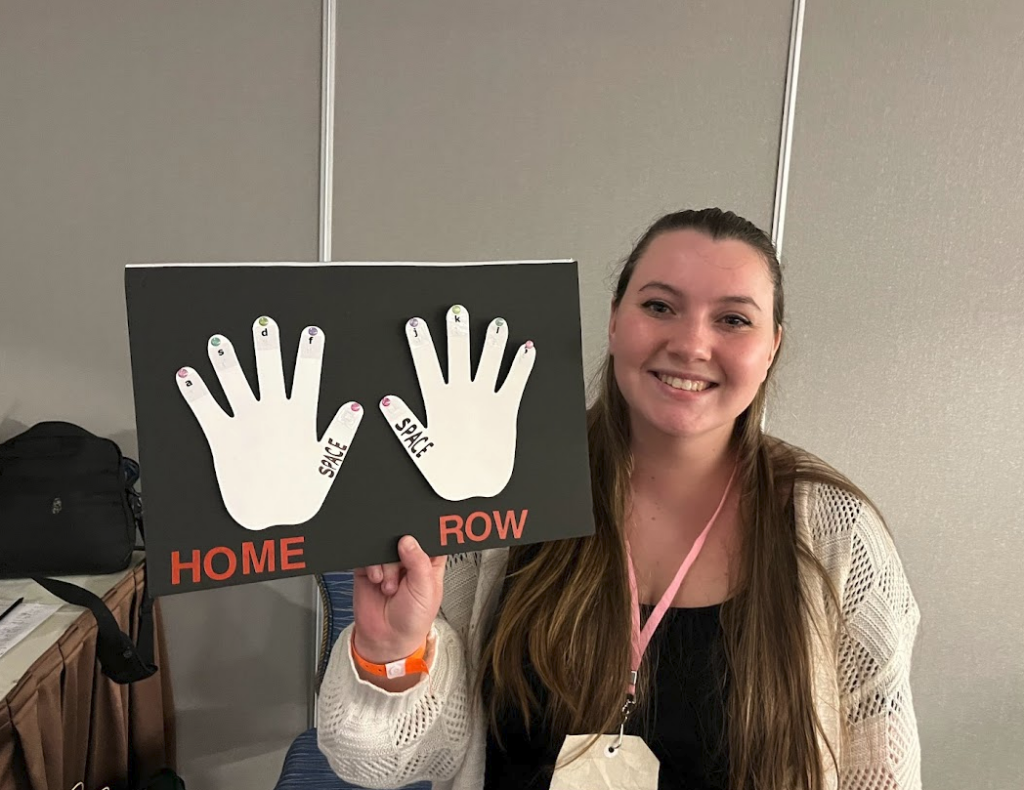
left=380, top=305, right=536, bottom=501
left=176, top=316, right=363, bottom=530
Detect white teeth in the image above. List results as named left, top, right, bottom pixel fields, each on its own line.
left=657, top=374, right=711, bottom=392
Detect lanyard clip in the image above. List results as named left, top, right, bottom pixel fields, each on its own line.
left=610, top=692, right=637, bottom=753
left=620, top=692, right=637, bottom=722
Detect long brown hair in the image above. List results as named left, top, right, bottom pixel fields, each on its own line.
left=477, top=208, right=880, bottom=789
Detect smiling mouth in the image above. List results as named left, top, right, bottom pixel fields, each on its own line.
left=652, top=372, right=718, bottom=392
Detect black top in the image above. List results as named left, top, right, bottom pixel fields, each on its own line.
left=482, top=585, right=731, bottom=790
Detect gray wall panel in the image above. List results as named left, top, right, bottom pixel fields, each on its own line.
left=0, top=2, right=324, bottom=787
left=777, top=2, right=1024, bottom=787
left=332, top=0, right=794, bottom=375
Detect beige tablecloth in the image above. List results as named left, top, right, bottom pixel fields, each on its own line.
left=0, top=560, right=175, bottom=789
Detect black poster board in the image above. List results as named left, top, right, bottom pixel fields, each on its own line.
left=124, top=261, right=595, bottom=595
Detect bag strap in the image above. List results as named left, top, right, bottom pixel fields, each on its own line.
left=32, top=575, right=157, bottom=684
left=35, top=568, right=168, bottom=786
left=134, top=519, right=156, bottom=679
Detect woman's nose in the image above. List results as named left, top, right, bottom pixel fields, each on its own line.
left=664, top=316, right=712, bottom=360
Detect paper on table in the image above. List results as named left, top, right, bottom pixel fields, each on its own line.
left=0, top=601, right=61, bottom=659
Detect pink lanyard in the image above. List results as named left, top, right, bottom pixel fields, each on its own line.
left=623, top=462, right=738, bottom=703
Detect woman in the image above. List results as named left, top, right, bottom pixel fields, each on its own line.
left=317, top=208, right=921, bottom=790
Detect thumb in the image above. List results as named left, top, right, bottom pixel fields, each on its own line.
left=398, top=536, right=441, bottom=598
left=318, top=401, right=363, bottom=466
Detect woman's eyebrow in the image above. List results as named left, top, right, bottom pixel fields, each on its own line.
left=637, top=281, right=762, bottom=312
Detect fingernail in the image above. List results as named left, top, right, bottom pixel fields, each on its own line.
left=381, top=396, right=391, bottom=407
left=400, top=536, right=419, bottom=552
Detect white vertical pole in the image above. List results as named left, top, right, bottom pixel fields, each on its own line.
left=771, top=0, right=807, bottom=260
left=765, top=0, right=806, bottom=433
left=319, top=0, right=338, bottom=265
left=311, top=0, right=337, bottom=730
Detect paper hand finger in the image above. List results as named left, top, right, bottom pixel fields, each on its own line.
left=379, top=394, right=435, bottom=469
left=291, top=325, right=325, bottom=410
left=474, top=316, right=509, bottom=391
left=252, top=315, right=286, bottom=403
left=316, top=401, right=363, bottom=481
left=405, top=317, right=444, bottom=394
left=176, top=366, right=226, bottom=435
left=207, top=333, right=257, bottom=416
left=498, top=340, right=537, bottom=404
left=446, top=304, right=471, bottom=384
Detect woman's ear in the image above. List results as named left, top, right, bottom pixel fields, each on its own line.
left=769, top=325, right=783, bottom=367
left=607, top=299, right=619, bottom=347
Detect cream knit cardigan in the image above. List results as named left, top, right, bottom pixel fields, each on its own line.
left=317, top=480, right=922, bottom=789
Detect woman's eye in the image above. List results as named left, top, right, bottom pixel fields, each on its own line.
left=639, top=301, right=750, bottom=326
left=642, top=299, right=671, bottom=314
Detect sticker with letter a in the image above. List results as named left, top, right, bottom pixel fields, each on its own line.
left=177, top=367, right=205, bottom=402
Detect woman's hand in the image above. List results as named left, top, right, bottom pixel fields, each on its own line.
left=352, top=536, right=448, bottom=664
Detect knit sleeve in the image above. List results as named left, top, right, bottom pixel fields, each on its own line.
left=831, top=493, right=922, bottom=790
left=316, top=615, right=472, bottom=788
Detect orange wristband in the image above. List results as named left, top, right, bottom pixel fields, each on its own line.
left=351, top=633, right=431, bottom=680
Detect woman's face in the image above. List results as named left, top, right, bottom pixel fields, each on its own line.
left=608, top=229, right=782, bottom=445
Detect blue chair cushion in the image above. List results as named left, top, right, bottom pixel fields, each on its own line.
left=274, top=727, right=431, bottom=790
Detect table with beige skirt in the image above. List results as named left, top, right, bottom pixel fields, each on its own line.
left=0, top=554, right=175, bottom=789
